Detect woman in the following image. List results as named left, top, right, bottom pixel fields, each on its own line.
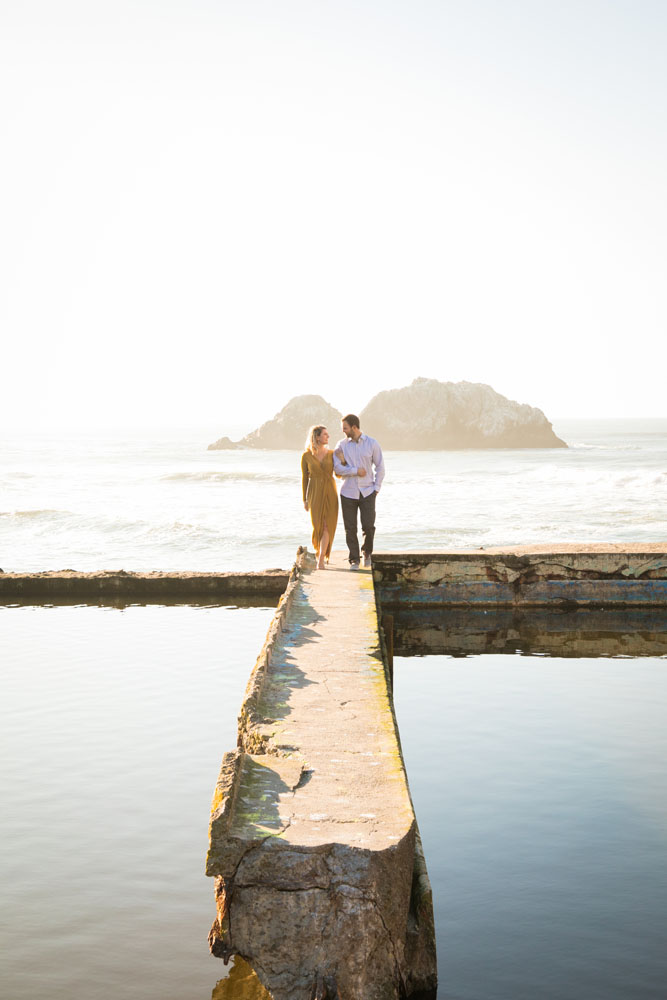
left=301, top=425, right=339, bottom=569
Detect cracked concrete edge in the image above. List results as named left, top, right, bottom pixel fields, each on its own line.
left=373, top=545, right=667, bottom=585
left=207, top=750, right=245, bottom=875
left=207, top=548, right=310, bottom=874
left=217, top=827, right=420, bottom=998
left=237, top=547, right=311, bottom=748
left=373, top=551, right=667, bottom=608
left=373, top=551, right=667, bottom=585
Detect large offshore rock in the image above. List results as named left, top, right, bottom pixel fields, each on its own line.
left=360, top=377, right=566, bottom=449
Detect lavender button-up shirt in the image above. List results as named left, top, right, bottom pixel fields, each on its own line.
left=333, top=433, right=385, bottom=499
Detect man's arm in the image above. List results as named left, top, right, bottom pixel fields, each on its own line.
left=372, top=439, right=385, bottom=492
left=333, top=442, right=363, bottom=478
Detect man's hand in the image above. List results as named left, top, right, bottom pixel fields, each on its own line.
left=356, top=467, right=367, bottom=478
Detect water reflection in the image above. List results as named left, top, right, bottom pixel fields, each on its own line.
left=212, top=956, right=271, bottom=999
left=391, top=607, right=667, bottom=659
left=0, top=604, right=277, bottom=1000
left=393, top=645, right=667, bottom=1000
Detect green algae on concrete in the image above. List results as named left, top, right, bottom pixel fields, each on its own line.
left=206, top=549, right=437, bottom=1000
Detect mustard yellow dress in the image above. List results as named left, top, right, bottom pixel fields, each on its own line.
left=301, top=449, right=339, bottom=561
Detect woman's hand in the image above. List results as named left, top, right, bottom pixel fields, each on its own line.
left=304, top=501, right=309, bottom=511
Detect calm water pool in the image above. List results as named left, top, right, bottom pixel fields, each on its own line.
left=0, top=604, right=276, bottom=1000
left=394, top=652, right=667, bottom=1000
left=3, top=606, right=667, bottom=999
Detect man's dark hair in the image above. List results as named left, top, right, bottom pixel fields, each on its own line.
left=342, top=413, right=360, bottom=429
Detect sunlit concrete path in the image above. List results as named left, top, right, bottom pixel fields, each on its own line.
left=207, top=549, right=436, bottom=1000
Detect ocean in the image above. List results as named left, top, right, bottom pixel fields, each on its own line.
left=2, top=419, right=666, bottom=999
left=2, top=419, right=666, bottom=573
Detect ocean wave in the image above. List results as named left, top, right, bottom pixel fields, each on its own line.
left=161, top=470, right=297, bottom=484
left=517, top=466, right=667, bottom=488
left=0, top=508, right=71, bottom=521
left=570, top=443, right=645, bottom=452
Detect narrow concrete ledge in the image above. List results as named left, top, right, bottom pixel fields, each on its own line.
left=206, top=549, right=437, bottom=1000
left=0, top=569, right=289, bottom=604
left=373, top=545, right=667, bottom=608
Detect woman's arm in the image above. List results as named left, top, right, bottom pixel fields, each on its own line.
left=301, top=453, right=310, bottom=509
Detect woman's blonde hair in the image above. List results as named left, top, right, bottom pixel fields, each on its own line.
left=305, top=424, right=326, bottom=454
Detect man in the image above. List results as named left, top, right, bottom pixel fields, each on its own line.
left=333, top=414, right=385, bottom=569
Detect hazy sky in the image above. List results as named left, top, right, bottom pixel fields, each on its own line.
left=2, top=0, right=665, bottom=430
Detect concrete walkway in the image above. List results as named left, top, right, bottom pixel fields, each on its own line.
left=207, top=549, right=436, bottom=1000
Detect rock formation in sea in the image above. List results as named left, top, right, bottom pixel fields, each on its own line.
left=206, top=436, right=243, bottom=451
left=359, top=378, right=567, bottom=449
left=208, top=379, right=566, bottom=450
left=208, top=395, right=343, bottom=451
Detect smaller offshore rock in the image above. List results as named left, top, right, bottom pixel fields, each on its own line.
left=208, top=436, right=244, bottom=451
left=239, top=395, right=343, bottom=450
left=208, top=395, right=342, bottom=451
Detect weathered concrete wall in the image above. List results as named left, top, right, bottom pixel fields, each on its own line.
left=373, top=545, right=667, bottom=608
left=0, top=569, right=289, bottom=604
left=206, top=549, right=437, bottom=1000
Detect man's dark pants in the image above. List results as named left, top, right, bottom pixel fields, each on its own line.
left=341, top=491, right=376, bottom=564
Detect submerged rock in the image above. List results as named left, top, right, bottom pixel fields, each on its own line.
left=360, top=378, right=567, bottom=449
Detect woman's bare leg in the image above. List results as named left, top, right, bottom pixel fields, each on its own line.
left=317, top=526, right=330, bottom=569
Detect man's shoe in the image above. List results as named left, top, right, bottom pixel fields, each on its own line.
left=349, top=561, right=360, bottom=570
left=363, top=554, right=372, bottom=568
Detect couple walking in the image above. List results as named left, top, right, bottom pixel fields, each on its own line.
left=301, top=414, right=385, bottom=570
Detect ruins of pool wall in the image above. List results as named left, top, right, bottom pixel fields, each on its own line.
left=372, top=546, right=667, bottom=610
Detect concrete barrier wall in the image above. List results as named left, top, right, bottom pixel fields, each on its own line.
left=0, top=569, right=289, bottom=604
left=373, top=546, right=667, bottom=608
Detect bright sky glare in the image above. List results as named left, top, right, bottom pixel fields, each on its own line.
left=2, top=0, right=666, bottom=430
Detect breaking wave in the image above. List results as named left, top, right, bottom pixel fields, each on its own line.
left=161, top=470, right=297, bottom=484
left=0, top=508, right=72, bottom=521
